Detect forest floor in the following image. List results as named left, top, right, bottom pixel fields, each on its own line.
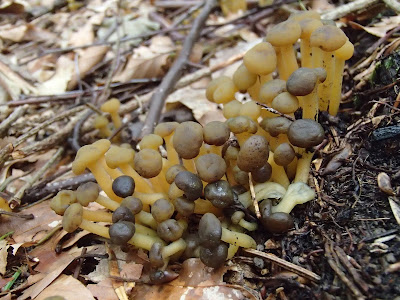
left=0, top=0, right=399, bottom=299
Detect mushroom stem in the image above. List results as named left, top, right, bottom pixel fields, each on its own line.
left=238, top=181, right=286, bottom=208
left=120, top=164, right=154, bottom=194
left=318, top=51, right=335, bottom=112
left=129, top=232, right=164, bottom=251
left=221, top=227, right=257, bottom=248
left=100, top=158, right=123, bottom=180
left=238, top=219, right=258, bottom=231
left=164, top=135, right=180, bottom=166
left=294, top=150, right=313, bottom=184
left=136, top=224, right=158, bottom=237
left=279, top=45, right=298, bottom=80
left=271, top=182, right=315, bottom=214
left=162, top=238, right=187, bottom=259
left=194, top=199, right=221, bottom=215
left=88, top=162, right=121, bottom=202
left=227, top=244, right=240, bottom=259
left=96, top=195, right=119, bottom=211
left=136, top=211, right=158, bottom=229
left=134, top=192, right=166, bottom=206
left=268, top=152, right=290, bottom=189
left=82, top=209, right=112, bottom=222
left=80, top=219, right=110, bottom=238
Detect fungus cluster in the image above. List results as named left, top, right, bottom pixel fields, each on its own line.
left=50, top=12, right=352, bottom=274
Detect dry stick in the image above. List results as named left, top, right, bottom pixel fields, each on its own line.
left=321, top=0, right=379, bottom=20
left=13, top=106, right=85, bottom=148
left=244, top=248, right=321, bottom=283
left=256, top=102, right=295, bottom=121
left=334, top=246, right=370, bottom=295
left=382, top=0, right=400, bottom=13
left=9, top=147, right=65, bottom=209
left=141, top=0, right=217, bottom=138
left=248, top=173, right=261, bottom=219
left=0, top=210, right=34, bottom=219
left=324, top=242, right=365, bottom=299
left=0, top=105, right=28, bottom=137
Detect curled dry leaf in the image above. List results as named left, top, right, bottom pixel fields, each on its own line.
left=37, top=56, right=74, bottom=95
left=131, top=258, right=258, bottom=300
left=321, top=144, right=352, bottom=175
left=377, top=172, right=394, bottom=196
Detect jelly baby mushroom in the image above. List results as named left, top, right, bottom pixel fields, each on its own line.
left=286, top=67, right=327, bottom=120
left=105, top=145, right=154, bottom=194
left=309, top=25, right=347, bottom=112
left=266, top=19, right=302, bottom=81
left=330, top=39, right=354, bottom=116
left=72, top=139, right=121, bottom=201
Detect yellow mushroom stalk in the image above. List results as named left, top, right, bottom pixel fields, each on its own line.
left=100, top=98, right=122, bottom=129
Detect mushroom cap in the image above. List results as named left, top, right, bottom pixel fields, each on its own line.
left=105, top=145, right=134, bottom=169
left=165, top=164, right=187, bottom=184
left=206, top=76, right=232, bottom=102
left=260, top=116, right=292, bottom=137
left=299, top=18, right=323, bottom=39
left=286, top=68, right=318, bottom=96
left=72, top=139, right=111, bottom=174
left=274, top=143, right=295, bottom=166
left=195, top=154, right=227, bottom=183
left=271, top=92, right=299, bottom=114
left=203, top=121, right=230, bottom=146
left=223, top=100, right=242, bottom=119
left=204, top=180, right=234, bottom=208
left=112, top=206, right=135, bottom=223
left=173, top=121, right=204, bottom=159
left=232, top=63, right=257, bottom=92
left=62, top=203, right=83, bottom=232
left=310, top=25, right=347, bottom=52
left=94, top=115, right=109, bottom=129
left=109, top=221, right=135, bottom=245
left=157, top=219, right=184, bottom=242
left=112, top=175, right=135, bottom=198
left=259, top=199, right=294, bottom=233
left=76, top=182, right=100, bottom=207
left=240, top=101, right=261, bottom=121
left=120, top=196, right=143, bottom=215
left=151, top=198, right=175, bottom=223
left=259, top=79, right=287, bottom=104
left=199, top=242, right=228, bottom=268
left=175, top=196, right=195, bottom=217
left=288, top=119, right=324, bottom=148
left=174, top=171, right=203, bottom=201
left=100, top=98, right=120, bottom=114
left=213, top=77, right=238, bottom=104
left=134, top=149, right=163, bottom=178
left=251, top=163, right=272, bottom=183
left=266, top=20, right=302, bottom=46
left=154, top=122, right=179, bottom=137
left=226, top=116, right=258, bottom=134
left=50, top=190, right=76, bottom=215
left=149, top=242, right=165, bottom=268
left=237, top=135, right=270, bottom=172
left=243, top=42, right=277, bottom=75
left=233, top=165, right=249, bottom=186
left=183, top=233, right=201, bottom=259
left=198, top=213, right=222, bottom=248
left=335, top=40, right=354, bottom=60
left=139, top=134, right=163, bottom=150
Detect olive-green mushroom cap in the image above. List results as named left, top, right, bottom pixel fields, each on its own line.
left=134, top=149, right=162, bottom=178
left=259, top=79, right=287, bottom=104
left=72, top=139, right=111, bottom=174
left=266, top=20, right=302, bottom=46
left=195, top=154, right=227, bottom=183
left=288, top=119, right=324, bottom=148
left=243, top=42, right=277, bottom=75
left=237, top=135, right=270, bottom=172
left=173, top=122, right=203, bottom=159
left=62, top=203, right=83, bottom=233
left=105, top=145, right=134, bottom=169
left=310, top=25, right=347, bottom=52
left=203, top=121, right=230, bottom=146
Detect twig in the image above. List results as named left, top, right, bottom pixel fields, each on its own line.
left=13, top=106, right=85, bottom=148
left=141, top=0, right=217, bottom=138
left=256, top=102, right=295, bottom=121
left=248, top=173, right=261, bottom=219
left=321, top=0, right=380, bottom=20
left=0, top=210, right=34, bottom=219
left=9, top=147, right=64, bottom=209
left=382, top=0, right=400, bottom=13
left=0, top=105, right=28, bottom=137
left=324, top=241, right=365, bottom=299
left=71, top=109, right=92, bottom=152
left=23, top=173, right=95, bottom=203
left=244, top=248, right=321, bottom=283
left=74, top=247, right=87, bottom=279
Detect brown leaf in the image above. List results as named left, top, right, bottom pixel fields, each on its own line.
left=67, top=46, right=109, bottom=90
left=0, top=240, right=8, bottom=276
left=87, top=278, right=118, bottom=300
left=120, top=262, right=143, bottom=281
left=1, top=201, right=61, bottom=244
left=35, top=274, right=95, bottom=300
left=131, top=258, right=258, bottom=300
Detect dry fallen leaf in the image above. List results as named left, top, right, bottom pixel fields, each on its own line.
left=36, top=274, right=95, bottom=300
left=1, top=201, right=61, bottom=244
left=349, top=16, right=400, bottom=38
left=0, top=240, right=9, bottom=276
left=87, top=278, right=118, bottom=300
left=131, top=259, right=258, bottom=300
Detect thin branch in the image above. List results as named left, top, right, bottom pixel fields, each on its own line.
left=141, top=0, right=217, bottom=138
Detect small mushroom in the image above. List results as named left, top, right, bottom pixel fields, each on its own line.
left=112, top=175, right=135, bottom=198
left=174, top=171, right=203, bottom=201
left=199, top=242, right=228, bottom=268
left=259, top=199, right=294, bottom=233
left=204, top=180, right=234, bottom=208
left=195, top=154, right=226, bottom=183
left=109, top=221, right=136, bottom=245
left=271, top=182, right=315, bottom=214
left=100, top=98, right=121, bottom=129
